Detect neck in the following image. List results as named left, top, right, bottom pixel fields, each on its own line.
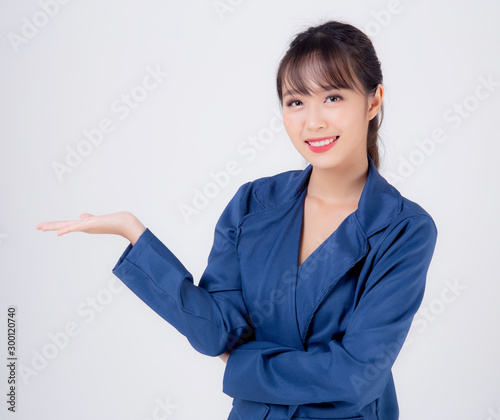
left=307, top=155, right=369, bottom=205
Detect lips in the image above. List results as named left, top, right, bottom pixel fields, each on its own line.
left=305, top=136, right=339, bottom=146
left=304, top=136, right=339, bottom=153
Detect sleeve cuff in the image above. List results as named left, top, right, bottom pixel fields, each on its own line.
left=111, top=227, right=194, bottom=304
left=112, top=227, right=154, bottom=278
left=222, top=346, right=241, bottom=395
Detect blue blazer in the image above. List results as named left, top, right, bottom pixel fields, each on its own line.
left=112, top=156, right=437, bottom=420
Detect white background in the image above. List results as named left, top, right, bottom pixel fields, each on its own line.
left=1, top=1, right=499, bottom=419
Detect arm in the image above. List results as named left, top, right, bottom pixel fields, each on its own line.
left=222, top=214, right=438, bottom=410
left=111, top=182, right=255, bottom=357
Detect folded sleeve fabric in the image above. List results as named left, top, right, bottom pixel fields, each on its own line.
left=222, top=213, right=437, bottom=410
left=111, top=182, right=254, bottom=356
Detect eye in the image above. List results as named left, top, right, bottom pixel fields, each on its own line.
left=325, top=95, right=342, bottom=103
left=286, top=99, right=302, bottom=107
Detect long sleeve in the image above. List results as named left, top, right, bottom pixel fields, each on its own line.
left=111, top=182, right=254, bottom=357
left=222, top=214, right=438, bottom=410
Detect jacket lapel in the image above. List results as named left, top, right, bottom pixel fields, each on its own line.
left=237, top=156, right=403, bottom=347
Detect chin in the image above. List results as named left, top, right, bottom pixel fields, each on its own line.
left=304, top=152, right=345, bottom=169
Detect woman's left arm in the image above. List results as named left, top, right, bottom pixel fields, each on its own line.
left=222, top=214, right=437, bottom=410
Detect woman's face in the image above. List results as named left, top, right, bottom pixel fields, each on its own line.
left=281, top=75, right=383, bottom=171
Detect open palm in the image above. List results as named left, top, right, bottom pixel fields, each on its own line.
left=36, top=211, right=146, bottom=245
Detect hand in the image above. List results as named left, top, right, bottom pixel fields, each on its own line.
left=219, top=351, right=231, bottom=364
left=36, top=211, right=146, bottom=245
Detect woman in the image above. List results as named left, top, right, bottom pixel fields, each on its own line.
left=37, top=20, right=437, bottom=420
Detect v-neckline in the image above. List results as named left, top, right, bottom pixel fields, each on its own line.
left=296, top=183, right=358, bottom=272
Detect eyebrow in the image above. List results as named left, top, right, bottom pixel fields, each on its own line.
left=282, top=85, right=342, bottom=98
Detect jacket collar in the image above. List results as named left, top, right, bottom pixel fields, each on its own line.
left=355, top=156, right=403, bottom=237
left=268, top=155, right=403, bottom=239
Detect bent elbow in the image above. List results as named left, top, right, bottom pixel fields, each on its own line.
left=185, top=323, right=253, bottom=357
left=346, top=368, right=392, bottom=411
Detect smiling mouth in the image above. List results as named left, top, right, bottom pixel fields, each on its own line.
left=305, top=136, right=339, bottom=147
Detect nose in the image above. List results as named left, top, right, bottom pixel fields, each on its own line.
left=304, top=101, right=327, bottom=131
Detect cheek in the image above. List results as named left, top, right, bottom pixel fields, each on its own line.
left=335, top=107, right=366, bottom=129
left=282, top=113, right=295, bottom=125
left=283, top=116, right=302, bottom=135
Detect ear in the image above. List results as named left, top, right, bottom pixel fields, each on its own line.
left=367, top=84, right=384, bottom=121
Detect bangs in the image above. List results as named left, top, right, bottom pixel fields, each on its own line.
left=279, top=39, right=363, bottom=101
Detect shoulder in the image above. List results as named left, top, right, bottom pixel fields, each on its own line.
left=399, top=195, right=438, bottom=235
left=374, top=190, right=438, bottom=256
left=230, top=167, right=306, bottom=215
left=215, top=168, right=303, bottom=233
left=358, top=164, right=438, bottom=253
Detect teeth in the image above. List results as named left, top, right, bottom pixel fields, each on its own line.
left=307, top=136, right=338, bottom=147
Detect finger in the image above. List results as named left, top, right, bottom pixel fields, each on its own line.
left=36, top=222, right=54, bottom=230
left=42, top=220, right=82, bottom=232
left=56, top=226, right=80, bottom=236
left=37, top=220, right=80, bottom=232
left=56, top=222, right=87, bottom=236
left=79, top=213, right=94, bottom=219
left=37, top=223, right=60, bottom=230
left=56, top=229, right=74, bottom=237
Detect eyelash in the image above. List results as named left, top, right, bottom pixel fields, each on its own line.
left=286, top=95, right=343, bottom=107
